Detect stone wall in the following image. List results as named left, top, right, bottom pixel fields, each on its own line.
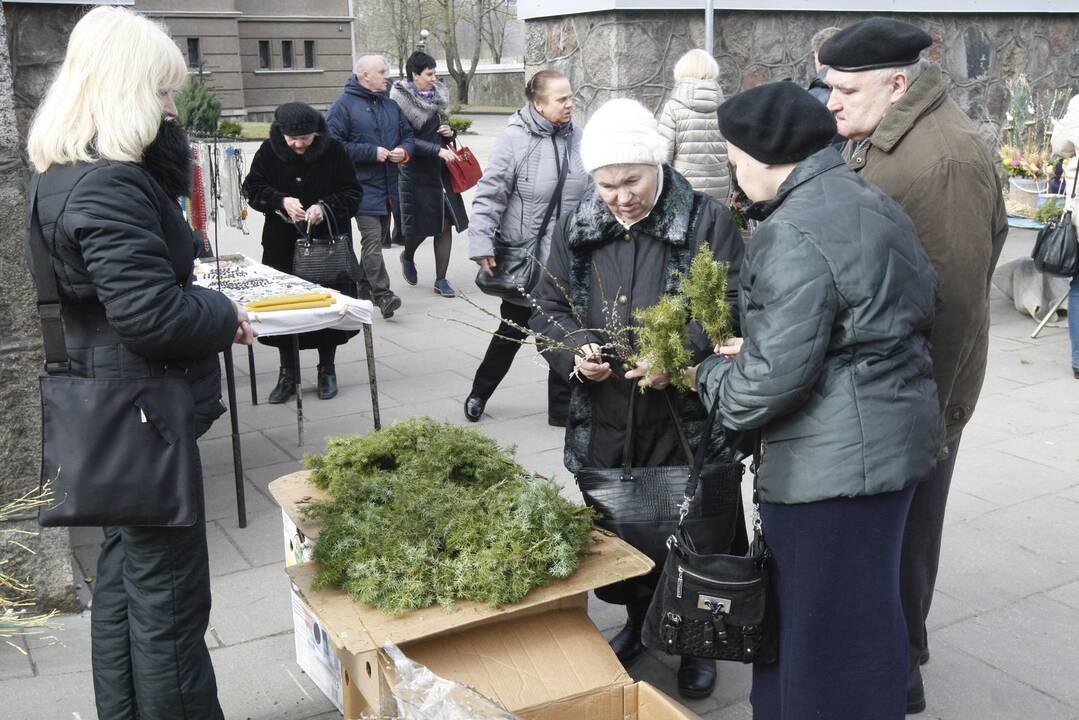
left=525, top=10, right=1079, bottom=143
left=1, top=4, right=79, bottom=612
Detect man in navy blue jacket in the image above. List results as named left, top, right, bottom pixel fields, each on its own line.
left=327, top=54, right=414, bottom=318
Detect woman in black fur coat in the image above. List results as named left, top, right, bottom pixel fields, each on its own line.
left=243, top=102, right=362, bottom=401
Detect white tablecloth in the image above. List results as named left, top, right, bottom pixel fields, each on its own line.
left=193, top=254, right=374, bottom=338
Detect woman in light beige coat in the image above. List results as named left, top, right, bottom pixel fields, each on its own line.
left=658, top=49, right=730, bottom=201
left=1050, top=93, right=1079, bottom=377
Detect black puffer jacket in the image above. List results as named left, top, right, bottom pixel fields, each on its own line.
left=531, top=166, right=744, bottom=474
left=696, top=147, right=939, bottom=504
left=390, top=80, right=468, bottom=239
left=31, top=158, right=238, bottom=436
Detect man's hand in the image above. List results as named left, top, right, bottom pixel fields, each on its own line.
left=305, top=204, right=324, bottom=226
left=574, top=342, right=612, bottom=382
left=686, top=364, right=699, bottom=392
left=478, top=256, right=496, bottom=277
left=438, top=147, right=459, bottom=163
left=282, top=197, right=306, bottom=222
left=437, top=124, right=454, bottom=138
left=233, top=304, right=257, bottom=345
left=387, top=147, right=407, bottom=163
left=717, top=337, right=744, bottom=359
left=376, top=146, right=391, bottom=162
left=624, top=357, right=671, bottom=389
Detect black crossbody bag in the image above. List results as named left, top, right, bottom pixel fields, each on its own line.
left=27, top=177, right=199, bottom=527
left=641, top=419, right=777, bottom=665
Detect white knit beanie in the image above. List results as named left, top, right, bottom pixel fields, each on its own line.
left=580, top=98, right=667, bottom=173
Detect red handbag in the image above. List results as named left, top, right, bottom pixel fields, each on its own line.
left=446, top=140, right=482, bottom=193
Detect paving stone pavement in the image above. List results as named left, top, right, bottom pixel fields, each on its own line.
left=4, top=114, right=1078, bottom=719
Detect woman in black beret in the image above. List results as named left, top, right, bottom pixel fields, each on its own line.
left=691, top=81, right=940, bottom=719
left=243, top=102, right=362, bottom=402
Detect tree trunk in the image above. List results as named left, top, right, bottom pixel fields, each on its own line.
left=455, top=76, right=470, bottom=105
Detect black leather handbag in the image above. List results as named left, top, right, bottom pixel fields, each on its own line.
left=27, top=177, right=199, bottom=528
left=1032, top=162, right=1079, bottom=278
left=641, top=429, right=777, bottom=664
left=475, top=136, right=570, bottom=300
left=290, top=202, right=360, bottom=287
left=576, top=389, right=744, bottom=573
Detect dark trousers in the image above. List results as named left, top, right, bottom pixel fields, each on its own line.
left=91, top=459, right=222, bottom=720
left=901, top=437, right=962, bottom=673
left=751, top=486, right=915, bottom=720
left=354, top=214, right=392, bottom=303
left=470, top=300, right=570, bottom=419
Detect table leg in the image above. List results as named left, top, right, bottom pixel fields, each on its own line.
left=363, top=323, right=381, bottom=431
left=292, top=335, right=304, bottom=446
left=248, top=344, right=258, bottom=405
left=1031, top=290, right=1070, bottom=339
left=222, top=349, right=247, bottom=528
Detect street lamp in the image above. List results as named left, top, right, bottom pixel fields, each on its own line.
left=418, top=29, right=429, bottom=52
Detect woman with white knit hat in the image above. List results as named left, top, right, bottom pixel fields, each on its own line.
left=530, top=97, right=747, bottom=700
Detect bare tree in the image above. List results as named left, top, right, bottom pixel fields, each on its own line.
left=381, top=0, right=428, bottom=76
left=430, top=0, right=508, bottom=104
left=478, top=0, right=513, bottom=64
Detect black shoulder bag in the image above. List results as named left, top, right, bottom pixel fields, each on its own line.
left=641, top=420, right=777, bottom=664
left=576, top=389, right=744, bottom=573
left=475, top=134, right=570, bottom=300
left=1032, top=160, right=1079, bottom=277
left=27, top=177, right=199, bottom=527
left=290, top=201, right=360, bottom=287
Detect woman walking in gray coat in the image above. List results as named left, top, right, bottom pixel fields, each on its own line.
left=658, top=49, right=730, bottom=202
left=692, top=82, right=939, bottom=719
left=463, top=70, right=590, bottom=424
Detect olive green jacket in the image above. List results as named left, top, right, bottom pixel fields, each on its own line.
left=846, top=65, right=1008, bottom=451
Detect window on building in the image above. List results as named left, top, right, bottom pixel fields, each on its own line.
left=258, top=40, right=271, bottom=69
left=304, top=40, right=316, bottom=69
left=186, top=38, right=200, bottom=70
left=281, top=40, right=293, bottom=69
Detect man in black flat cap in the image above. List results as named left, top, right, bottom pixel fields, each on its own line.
left=820, top=17, right=1008, bottom=715
left=693, top=80, right=938, bottom=720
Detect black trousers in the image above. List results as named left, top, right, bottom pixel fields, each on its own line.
left=470, top=300, right=570, bottom=419
left=751, top=486, right=915, bottom=720
left=901, top=437, right=962, bottom=673
left=91, top=454, right=223, bottom=720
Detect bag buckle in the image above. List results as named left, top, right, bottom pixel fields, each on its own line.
left=661, top=612, right=682, bottom=652
left=677, top=495, right=691, bottom=523
left=45, top=360, right=70, bottom=374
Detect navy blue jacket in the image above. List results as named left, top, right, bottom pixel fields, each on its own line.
left=326, top=76, right=414, bottom=216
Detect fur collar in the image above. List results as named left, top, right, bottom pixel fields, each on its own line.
left=390, top=79, right=449, bottom=130
left=141, top=118, right=193, bottom=199
left=269, top=114, right=331, bottom=164
left=567, top=165, right=697, bottom=251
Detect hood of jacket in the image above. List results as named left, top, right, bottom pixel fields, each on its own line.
left=390, top=79, right=449, bottom=130
left=509, top=104, right=574, bottom=139
left=342, top=74, right=390, bottom=102
left=268, top=113, right=332, bottom=164
left=670, top=79, right=722, bottom=113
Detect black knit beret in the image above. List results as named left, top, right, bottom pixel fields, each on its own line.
left=717, top=82, right=837, bottom=165
left=274, top=102, right=321, bottom=136
left=818, top=18, right=932, bottom=72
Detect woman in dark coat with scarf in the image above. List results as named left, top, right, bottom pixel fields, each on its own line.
left=390, top=51, right=469, bottom=297
left=243, top=102, right=362, bottom=402
left=530, top=98, right=746, bottom=700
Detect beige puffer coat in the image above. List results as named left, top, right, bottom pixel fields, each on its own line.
left=658, top=79, right=730, bottom=201
left=1050, top=93, right=1079, bottom=233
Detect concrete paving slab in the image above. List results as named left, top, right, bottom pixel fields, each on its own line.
left=244, top=459, right=306, bottom=500
left=0, top=637, right=33, bottom=680
left=199, top=430, right=294, bottom=476
left=220, top=507, right=291, bottom=569
left=208, top=564, right=294, bottom=646
left=24, top=611, right=91, bottom=677
left=201, top=472, right=276, bottom=524
left=951, top=447, right=1075, bottom=507
left=935, top=594, right=1079, bottom=709
left=982, top=420, right=1079, bottom=474
left=0, top=669, right=98, bottom=718
left=205, top=519, right=252, bottom=576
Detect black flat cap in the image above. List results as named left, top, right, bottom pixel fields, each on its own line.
left=274, top=102, right=321, bottom=136
left=818, top=18, right=932, bottom=72
left=718, top=81, right=837, bottom=165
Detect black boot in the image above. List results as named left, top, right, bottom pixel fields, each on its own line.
left=317, top=364, right=338, bottom=400
left=677, top=656, right=716, bottom=699
left=609, top=601, right=647, bottom=667
left=268, top=367, right=296, bottom=404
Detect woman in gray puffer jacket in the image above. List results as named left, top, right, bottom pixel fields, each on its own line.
left=463, top=70, right=590, bottom=424
left=658, top=49, right=730, bottom=202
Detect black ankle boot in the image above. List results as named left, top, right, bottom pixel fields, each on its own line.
left=317, top=364, right=338, bottom=400
left=677, top=656, right=716, bottom=699
left=268, top=367, right=296, bottom=404
left=609, top=601, right=647, bottom=667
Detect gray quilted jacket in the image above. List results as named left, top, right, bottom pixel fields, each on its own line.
left=468, top=105, right=590, bottom=304
left=658, top=79, right=730, bottom=202
left=697, top=147, right=940, bottom=504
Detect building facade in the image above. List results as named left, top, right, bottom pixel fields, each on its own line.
left=134, top=0, right=355, bottom=120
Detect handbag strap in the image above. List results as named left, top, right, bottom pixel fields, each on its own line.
left=535, top=133, right=571, bottom=245
left=25, top=175, right=70, bottom=375
left=619, top=386, right=695, bottom=478
left=317, top=201, right=342, bottom=240
left=675, top=399, right=721, bottom=524
left=1069, top=158, right=1079, bottom=200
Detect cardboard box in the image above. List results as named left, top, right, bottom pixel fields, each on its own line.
left=269, top=471, right=697, bottom=720
left=291, top=585, right=345, bottom=713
